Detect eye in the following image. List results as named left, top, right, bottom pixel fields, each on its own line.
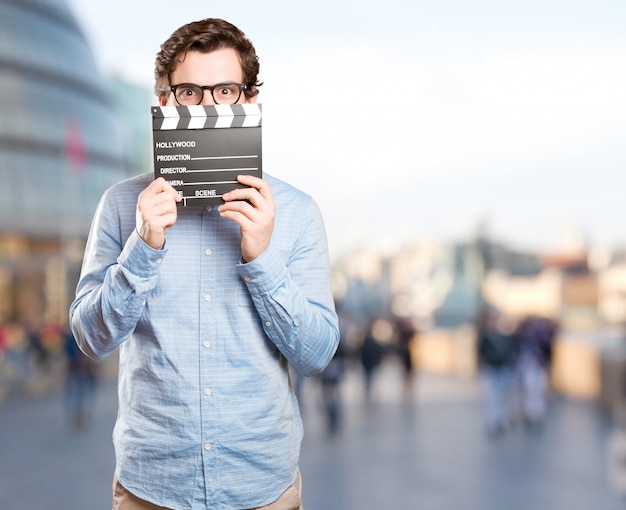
left=175, top=84, right=202, bottom=104
left=217, top=84, right=237, bottom=97
left=210, top=83, right=245, bottom=104
left=182, top=86, right=200, bottom=97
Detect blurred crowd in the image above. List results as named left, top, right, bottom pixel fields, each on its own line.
left=0, top=320, right=99, bottom=429
left=305, top=301, right=559, bottom=439
left=0, top=321, right=67, bottom=384
left=476, top=306, right=558, bottom=437
left=1, top=302, right=560, bottom=438
left=305, top=305, right=419, bottom=435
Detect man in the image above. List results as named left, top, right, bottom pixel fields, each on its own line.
left=70, top=18, right=339, bottom=510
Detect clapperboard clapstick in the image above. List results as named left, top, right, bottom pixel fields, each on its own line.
left=152, top=104, right=262, bottom=207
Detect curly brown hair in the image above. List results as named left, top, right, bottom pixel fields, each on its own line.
left=154, top=18, right=262, bottom=102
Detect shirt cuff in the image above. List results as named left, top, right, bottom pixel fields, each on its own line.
left=237, top=246, right=286, bottom=294
left=118, top=229, right=168, bottom=279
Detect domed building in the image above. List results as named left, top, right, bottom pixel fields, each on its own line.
left=0, top=0, right=130, bottom=339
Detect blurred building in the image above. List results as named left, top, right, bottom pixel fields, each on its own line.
left=0, top=0, right=134, bottom=334
left=107, top=77, right=154, bottom=179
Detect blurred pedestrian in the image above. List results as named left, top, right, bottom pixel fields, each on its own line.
left=477, top=307, right=520, bottom=437
left=0, top=322, right=31, bottom=383
left=319, top=339, right=346, bottom=434
left=394, top=316, right=417, bottom=398
left=359, top=320, right=386, bottom=402
left=27, top=323, right=49, bottom=370
left=64, top=326, right=98, bottom=430
left=0, top=323, right=6, bottom=364
left=317, top=305, right=356, bottom=433
left=515, top=315, right=557, bottom=429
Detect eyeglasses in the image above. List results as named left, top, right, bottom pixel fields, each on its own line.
left=169, top=82, right=247, bottom=106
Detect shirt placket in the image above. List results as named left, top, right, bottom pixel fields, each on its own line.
left=198, top=204, right=219, bottom=506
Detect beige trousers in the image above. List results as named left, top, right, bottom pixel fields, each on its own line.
left=112, top=470, right=303, bottom=510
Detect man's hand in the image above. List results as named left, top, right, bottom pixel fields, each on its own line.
left=218, top=175, right=275, bottom=262
left=136, top=177, right=181, bottom=250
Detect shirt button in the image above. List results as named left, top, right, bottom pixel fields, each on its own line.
left=204, top=295, right=212, bottom=302
left=244, top=276, right=252, bottom=282
left=204, top=443, right=212, bottom=450
left=204, top=341, right=211, bottom=348
left=265, top=321, right=272, bottom=327
left=156, top=258, right=163, bottom=264
left=206, top=206, right=212, bottom=212
left=205, top=388, right=212, bottom=396
left=205, top=248, right=212, bottom=256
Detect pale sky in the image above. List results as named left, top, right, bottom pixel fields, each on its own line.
left=68, top=0, right=626, bottom=257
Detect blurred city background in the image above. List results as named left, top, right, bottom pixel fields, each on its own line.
left=1, top=0, right=626, bottom=508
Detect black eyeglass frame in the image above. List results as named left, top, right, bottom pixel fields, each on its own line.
left=169, top=82, right=248, bottom=106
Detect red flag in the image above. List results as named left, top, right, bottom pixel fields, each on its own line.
left=64, top=118, right=87, bottom=177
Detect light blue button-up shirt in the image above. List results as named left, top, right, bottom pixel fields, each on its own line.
left=70, top=172, right=339, bottom=509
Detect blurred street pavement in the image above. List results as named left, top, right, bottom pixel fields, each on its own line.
left=0, top=359, right=624, bottom=509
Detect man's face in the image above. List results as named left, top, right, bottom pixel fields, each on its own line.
left=162, top=47, right=256, bottom=106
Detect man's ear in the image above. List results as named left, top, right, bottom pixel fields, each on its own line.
left=245, top=87, right=258, bottom=104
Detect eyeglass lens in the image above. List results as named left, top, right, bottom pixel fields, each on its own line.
left=173, top=83, right=243, bottom=105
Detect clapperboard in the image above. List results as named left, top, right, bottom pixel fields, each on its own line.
left=152, top=104, right=262, bottom=206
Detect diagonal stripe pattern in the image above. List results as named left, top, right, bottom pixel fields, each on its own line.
left=152, top=104, right=262, bottom=130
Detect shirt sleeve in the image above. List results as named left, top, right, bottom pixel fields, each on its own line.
left=237, top=198, right=339, bottom=376
left=69, top=189, right=165, bottom=360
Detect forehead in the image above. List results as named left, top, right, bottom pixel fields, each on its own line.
left=171, top=47, right=243, bottom=84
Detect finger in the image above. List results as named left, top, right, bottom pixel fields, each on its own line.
left=138, top=182, right=179, bottom=226
left=146, top=177, right=181, bottom=202
left=222, top=179, right=273, bottom=212
left=218, top=199, right=255, bottom=223
left=221, top=186, right=256, bottom=204
left=236, top=175, right=272, bottom=200
left=139, top=190, right=177, bottom=217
